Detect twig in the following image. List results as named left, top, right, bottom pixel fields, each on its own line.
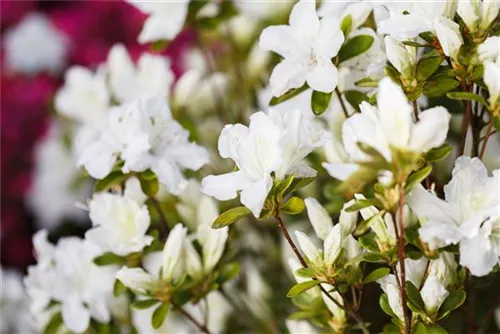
left=174, top=303, right=212, bottom=334
left=418, top=260, right=431, bottom=290
left=335, top=88, right=350, bottom=118
left=412, top=100, right=419, bottom=121
left=150, top=197, right=170, bottom=235
left=479, top=120, right=495, bottom=159
left=458, top=86, right=473, bottom=157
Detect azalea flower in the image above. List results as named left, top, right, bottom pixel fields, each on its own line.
left=78, top=96, right=209, bottom=195
left=479, top=37, right=500, bottom=106
left=457, top=0, right=500, bottom=33
left=127, top=0, right=190, bottom=44
left=407, top=157, right=500, bottom=276
left=318, top=1, right=373, bottom=31
left=107, top=44, right=174, bottom=103
left=259, top=0, right=344, bottom=96
left=85, top=178, right=153, bottom=256
left=384, top=36, right=417, bottom=77
left=323, top=78, right=450, bottom=181
left=434, top=16, right=464, bottom=60
left=202, top=109, right=327, bottom=217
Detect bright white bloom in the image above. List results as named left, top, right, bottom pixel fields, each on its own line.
left=420, top=276, right=449, bottom=313
left=323, top=78, right=450, bottom=181
left=319, top=1, right=373, bottom=31
left=384, top=36, right=417, bottom=76
left=259, top=0, right=345, bottom=96
left=295, top=224, right=343, bottom=268
left=116, top=224, right=187, bottom=293
left=1, top=268, right=35, bottom=333
left=85, top=181, right=153, bottom=256
left=478, top=36, right=500, bottom=64
left=428, top=252, right=458, bottom=287
left=25, top=231, right=117, bottom=333
left=407, top=157, right=500, bottom=276
left=127, top=0, right=189, bottom=44
left=479, top=37, right=500, bottom=106
left=379, top=1, right=456, bottom=39
left=78, top=97, right=209, bottom=194
left=55, top=66, right=110, bottom=127
left=434, top=17, right=464, bottom=60
left=457, top=0, right=500, bottom=33
left=28, top=125, right=90, bottom=230
left=202, top=109, right=327, bottom=217
left=3, top=13, right=68, bottom=75
left=286, top=320, right=318, bottom=334
left=107, top=44, right=174, bottom=103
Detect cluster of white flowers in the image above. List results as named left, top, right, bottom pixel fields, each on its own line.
left=15, top=0, right=500, bottom=333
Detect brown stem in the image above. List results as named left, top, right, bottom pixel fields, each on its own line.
left=174, top=303, right=212, bottom=334
left=150, top=197, right=170, bottom=235
left=335, top=88, right=350, bottom=118
left=418, top=260, right=431, bottom=290
left=412, top=100, right=419, bottom=121
left=274, top=214, right=369, bottom=334
left=397, top=187, right=411, bottom=334
left=479, top=120, right=495, bottom=159
left=458, top=87, right=473, bottom=157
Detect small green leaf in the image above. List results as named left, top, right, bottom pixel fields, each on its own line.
left=295, top=267, right=316, bottom=278
left=113, top=279, right=127, bottom=297
left=416, top=56, right=444, bottom=82
left=93, top=252, right=125, bottom=266
left=44, top=312, right=63, bottom=334
left=405, top=165, right=432, bottom=192
left=273, top=174, right=295, bottom=200
left=338, top=35, right=374, bottom=63
left=270, top=84, right=308, bottom=105
left=406, top=281, right=426, bottom=312
left=363, top=267, right=390, bottom=283
left=384, top=65, right=402, bottom=85
left=425, top=144, right=452, bottom=162
left=344, top=199, right=378, bottom=212
left=340, top=14, right=353, bottom=36
left=411, top=322, right=427, bottom=334
left=354, top=211, right=384, bottom=237
left=132, top=299, right=159, bottom=310
left=152, top=303, right=170, bottom=329
left=423, top=77, right=460, bottom=97
left=426, top=324, right=447, bottom=334
left=402, top=41, right=429, bottom=48
left=281, top=197, right=305, bottom=215
left=94, top=171, right=129, bottom=192
left=138, top=171, right=160, bottom=197
left=355, top=77, right=379, bottom=88
left=150, top=40, right=169, bottom=52
left=361, top=252, right=384, bottom=263
left=286, top=177, right=315, bottom=195
left=344, top=90, right=369, bottom=112
left=447, top=92, right=487, bottom=105
left=380, top=294, right=398, bottom=318
left=287, top=280, right=320, bottom=298
left=311, top=90, right=333, bottom=115
left=437, top=290, right=466, bottom=319
left=212, top=206, right=251, bottom=229
left=358, top=233, right=380, bottom=252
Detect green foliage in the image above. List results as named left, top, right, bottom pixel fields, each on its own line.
left=344, top=90, right=369, bottom=112
left=93, top=252, right=125, bottom=266
left=425, top=144, right=452, bottom=162
left=311, top=90, right=333, bottom=115
left=43, top=312, right=63, bottom=334
left=113, top=279, right=127, bottom=297
left=363, top=267, right=390, bottom=284
left=406, top=281, right=426, bottom=312
left=216, top=262, right=240, bottom=284
left=344, top=198, right=379, bottom=213
left=270, top=84, right=308, bottom=105
left=132, top=299, right=159, bottom=310
left=152, top=303, right=170, bottom=329
left=447, top=92, right=487, bottom=105
left=287, top=280, right=320, bottom=298
left=138, top=170, right=160, bottom=197
left=340, top=14, right=353, bottom=36
left=416, top=53, right=445, bottom=82
left=295, top=268, right=316, bottom=278
left=338, top=35, right=374, bottom=63
left=212, top=206, right=251, bottom=229
left=281, top=196, right=305, bottom=215
left=437, top=290, right=466, bottom=320
left=405, top=165, right=432, bottom=192
left=355, top=77, right=379, bottom=88
left=94, top=170, right=129, bottom=192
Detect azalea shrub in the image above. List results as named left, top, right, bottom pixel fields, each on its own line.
left=3, top=0, right=500, bottom=334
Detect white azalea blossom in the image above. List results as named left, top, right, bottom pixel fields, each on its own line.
left=457, top=0, right=500, bottom=33
left=384, top=36, right=417, bottom=76
left=319, top=1, right=373, bottom=31
left=479, top=37, right=500, bottom=106
left=3, top=13, right=68, bottom=74
left=259, top=0, right=345, bottom=96
left=434, top=17, right=464, bottom=60
left=127, top=0, right=190, bottom=44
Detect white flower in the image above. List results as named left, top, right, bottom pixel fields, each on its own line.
left=305, top=198, right=334, bottom=240
left=434, top=17, right=464, bottom=60
left=1, top=268, right=35, bottom=333
left=202, top=109, right=327, bottom=217
left=107, top=44, right=174, bottom=103
left=85, top=188, right=153, bottom=256
left=484, top=62, right=500, bottom=106
left=259, top=0, right=344, bottom=96
left=3, top=13, right=68, bottom=75
left=420, top=276, right=449, bottom=313
left=286, top=320, right=318, bottom=334
left=127, top=0, right=189, bottom=44
left=28, top=125, right=90, bottom=230
left=323, top=78, right=450, bottom=181
left=355, top=194, right=397, bottom=247
left=407, top=157, right=500, bottom=276
left=295, top=224, right=343, bottom=268
left=78, top=97, right=209, bottom=194
left=319, top=1, right=373, bottom=31
left=379, top=1, right=456, bottom=40
left=428, top=252, right=458, bottom=288
left=457, top=0, right=500, bottom=33
left=116, top=224, right=187, bottom=293
left=478, top=36, right=500, bottom=64
left=25, top=232, right=117, bottom=333
left=384, top=36, right=417, bottom=76
left=55, top=66, right=109, bottom=127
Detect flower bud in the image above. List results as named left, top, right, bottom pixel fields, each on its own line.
left=305, top=198, right=333, bottom=240
left=384, top=36, right=416, bottom=77
left=162, top=224, right=187, bottom=282
left=434, top=17, right=463, bottom=60
left=295, top=231, right=323, bottom=267
left=484, top=62, right=500, bottom=106
left=421, top=276, right=449, bottom=313
left=323, top=224, right=342, bottom=266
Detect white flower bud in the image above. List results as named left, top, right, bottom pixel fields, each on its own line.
left=339, top=199, right=358, bottom=236
left=484, top=62, right=500, bottom=106
left=202, top=227, right=229, bottom=273
left=481, top=0, right=500, bottom=30
left=184, top=239, right=203, bottom=279
left=435, top=17, right=464, bottom=60
left=387, top=283, right=404, bottom=321
left=305, top=198, right=333, bottom=240
left=295, top=231, right=323, bottom=267
left=162, top=224, right=187, bottom=282
left=115, top=268, right=157, bottom=294
left=421, top=276, right=449, bottom=313
left=323, top=224, right=343, bottom=266
left=343, top=235, right=362, bottom=260
left=457, top=0, right=480, bottom=32
left=384, top=36, right=416, bottom=76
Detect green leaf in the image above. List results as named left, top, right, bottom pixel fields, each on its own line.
left=425, top=144, right=452, bottom=162
left=354, top=210, right=384, bottom=237
left=426, top=324, right=447, bottom=334
left=295, top=267, right=316, bottom=278
left=94, top=171, right=129, bottom=192
left=270, top=84, right=308, bottom=105
left=358, top=233, right=380, bottom=252
left=341, top=14, right=353, bottom=36
left=337, top=166, right=378, bottom=196
left=344, top=90, right=369, bottom=112
left=113, top=279, right=127, bottom=297
left=344, top=199, right=378, bottom=212
left=217, top=262, right=240, bottom=283
left=150, top=40, right=169, bottom=52
left=447, top=92, right=487, bottom=105
left=384, top=65, right=402, bottom=85
left=363, top=267, right=390, bottom=283
left=423, top=77, right=460, bottom=97
left=93, top=252, right=125, bottom=266
left=152, top=303, right=170, bottom=329
left=406, top=281, right=426, bottom=312
left=44, top=312, right=63, bottom=334
left=138, top=173, right=160, bottom=197
left=338, top=35, right=374, bottom=63
left=405, top=165, right=432, bottom=192
left=281, top=197, right=305, bottom=215
left=380, top=294, right=398, bottom=318
left=132, top=299, right=159, bottom=310
left=437, top=290, right=466, bottom=319
left=273, top=174, right=295, bottom=200
left=402, top=41, right=429, bottom=48
left=212, top=206, right=251, bottom=229
left=289, top=311, right=313, bottom=320
left=411, top=322, right=427, bottom=334
left=287, top=280, right=320, bottom=298
left=311, top=90, right=333, bottom=115
left=355, top=77, right=379, bottom=88
left=416, top=56, right=445, bottom=82
left=495, top=116, right=500, bottom=133
left=361, top=252, right=385, bottom=263
left=286, top=177, right=315, bottom=195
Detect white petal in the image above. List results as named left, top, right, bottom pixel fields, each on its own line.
left=434, top=17, right=463, bottom=60
left=339, top=199, right=358, bottom=236
left=269, top=58, right=307, bottom=97
left=421, top=276, right=449, bottom=313
left=62, top=298, right=91, bottom=333
left=378, top=14, right=434, bottom=40
left=151, top=159, right=187, bottom=195
left=259, top=25, right=296, bottom=58
left=240, top=175, right=273, bottom=217
left=136, top=2, right=189, bottom=43
left=407, top=185, right=459, bottom=227
left=116, top=267, right=157, bottom=294
left=315, top=17, right=344, bottom=58
left=459, top=222, right=498, bottom=277
left=419, top=220, right=463, bottom=250
left=323, top=224, right=342, bottom=266
left=289, top=0, right=320, bottom=41
left=484, top=62, right=500, bottom=105
left=295, top=231, right=323, bottom=267
left=184, top=239, right=203, bottom=279
left=322, top=162, right=359, bottom=181
left=78, top=140, right=117, bottom=179
left=306, top=57, right=338, bottom=93
left=386, top=283, right=404, bottom=321
left=305, top=198, right=333, bottom=240
left=202, top=227, right=229, bottom=272
left=409, top=106, right=450, bottom=152
left=107, top=44, right=137, bottom=102
left=217, top=124, right=249, bottom=162
left=201, top=171, right=250, bottom=201
left=162, top=224, right=187, bottom=281
left=88, top=298, right=111, bottom=324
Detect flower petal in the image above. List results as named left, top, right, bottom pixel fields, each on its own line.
left=306, top=57, right=338, bottom=93
left=409, top=106, right=450, bottom=152
left=201, top=171, right=250, bottom=201
left=240, top=175, right=273, bottom=217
